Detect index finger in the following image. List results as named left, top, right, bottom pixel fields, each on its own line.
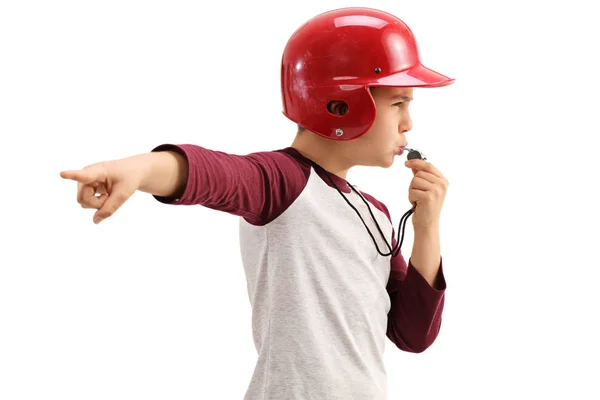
left=60, top=168, right=103, bottom=184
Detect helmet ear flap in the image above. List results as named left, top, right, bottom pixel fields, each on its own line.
left=285, top=85, right=376, bottom=140
left=314, top=86, right=376, bottom=139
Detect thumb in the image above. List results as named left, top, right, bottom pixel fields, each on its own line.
left=404, top=161, right=418, bottom=176
left=93, top=184, right=134, bottom=224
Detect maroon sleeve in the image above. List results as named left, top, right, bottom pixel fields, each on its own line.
left=386, top=232, right=446, bottom=353
left=150, top=144, right=310, bottom=225
left=359, top=192, right=446, bottom=353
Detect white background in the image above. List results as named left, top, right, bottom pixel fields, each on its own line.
left=1, top=0, right=599, bottom=399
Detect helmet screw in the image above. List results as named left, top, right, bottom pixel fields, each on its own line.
left=374, top=67, right=381, bottom=74
left=335, top=128, right=344, bottom=137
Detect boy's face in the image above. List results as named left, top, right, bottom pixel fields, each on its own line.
left=345, top=86, right=414, bottom=168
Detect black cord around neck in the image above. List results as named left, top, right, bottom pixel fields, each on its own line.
left=312, top=162, right=413, bottom=258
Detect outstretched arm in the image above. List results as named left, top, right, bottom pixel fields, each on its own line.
left=61, top=145, right=308, bottom=225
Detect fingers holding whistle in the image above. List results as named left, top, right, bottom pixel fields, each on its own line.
left=403, top=148, right=444, bottom=179
left=405, top=159, right=444, bottom=180
left=403, top=149, right=448, bottom=228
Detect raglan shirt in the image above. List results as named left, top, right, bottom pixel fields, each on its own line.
left=151, top=144, right=446, bottom=400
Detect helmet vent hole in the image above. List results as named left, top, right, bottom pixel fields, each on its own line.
left=327, top=100, right=349, bottom=116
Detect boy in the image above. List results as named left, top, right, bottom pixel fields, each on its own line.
left=61, top=7, right=454, bottom=400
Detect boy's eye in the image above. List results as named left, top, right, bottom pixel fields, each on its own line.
left=393, top=102, right=404, bottom=107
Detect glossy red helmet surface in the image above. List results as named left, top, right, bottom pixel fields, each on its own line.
left=281, top=7, right=455, bottom=140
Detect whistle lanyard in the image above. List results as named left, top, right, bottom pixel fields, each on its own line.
left=312, top=148, right=426, bottom=258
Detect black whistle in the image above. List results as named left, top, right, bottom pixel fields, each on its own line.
left=405, top=148, right=427, bottom=161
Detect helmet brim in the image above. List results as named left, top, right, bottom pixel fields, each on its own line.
left=371, top=63, right=455, bottom=88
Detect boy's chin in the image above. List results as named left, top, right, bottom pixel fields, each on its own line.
left=358, top=156, right=395, bottom=169
left=379, top=154, right=396, bottom=168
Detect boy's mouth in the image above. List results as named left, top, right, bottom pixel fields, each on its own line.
left=396, top=145, right=408, bottom=155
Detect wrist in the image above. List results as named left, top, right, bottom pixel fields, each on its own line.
left=413, top=222, right=440, bottom=235
left=128, top=151, right=186, bottom=196
left=121, top=153, right=154, bottom=192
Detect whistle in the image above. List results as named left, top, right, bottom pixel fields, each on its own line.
left=405, top=148, right=427, bottom=161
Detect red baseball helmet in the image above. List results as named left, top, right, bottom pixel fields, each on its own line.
left=281, top=7, right=455, bottom=140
